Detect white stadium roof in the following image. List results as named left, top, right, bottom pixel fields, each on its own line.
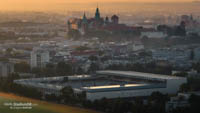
left=96, top=70, right=186, bottom=80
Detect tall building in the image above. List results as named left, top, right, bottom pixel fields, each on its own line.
left=0, top=62, right=14, bottom=77
left=31, top=50, right=50, bottom=69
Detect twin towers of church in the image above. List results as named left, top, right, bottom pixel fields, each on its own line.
left=82, top=7, right=101, bottom=23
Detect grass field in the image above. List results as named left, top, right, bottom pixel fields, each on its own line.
left=0, top=92, right=97, bottom=113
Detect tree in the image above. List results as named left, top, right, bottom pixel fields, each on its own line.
left=6, top=48, right=13, bottom=55
left=89, top=63, right=99, bottom=73
left=0, top=58, right=9, bottom=62
left=189, top=94, right=200, bottom=113
left=75, top=46, right=90, bottom=52
left=76, top=67, right=84, bottom=75
left=148, top=92, right=168, bottom=113
left=179, top=83, right=190, bottom=92
left=190, top=49, right=195, bottom=60
left=14, top=62, right=31, bottom=73
left=31, top=67, right=42, bottom=75
left=45, top=94, right=59, bottom=102
left=174, top=21, right=186, bottom=36
left=88, top=55, right=98, bottom=61
left=149, top=92, right=168, bottom=103
left=41, top=63, right=56, bottom=76
left=56, top=62, right=73, bottom=76
left=157, top=25, right=168, bottom=32
left=139, top=51, right=152, bottom=57
left=67, top=29, right=81, bottom=39
left=192, top=63, right=200, bottom=73
left=173, top=72, right=188, bottom=77
left=0, top=74, right=42, bottom=99
left=61, top=86, right=76, bottom=104
left=141, top=36, right=149, bottom=42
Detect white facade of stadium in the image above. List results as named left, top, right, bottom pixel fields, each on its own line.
left=85, top=71, right=187, bottom=101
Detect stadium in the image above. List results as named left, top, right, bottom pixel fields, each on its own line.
left=14, top=70, right=187, bottom=101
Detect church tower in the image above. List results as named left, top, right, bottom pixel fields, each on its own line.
left=95, top=7, right=101, bottom=20
left=82, top=12, right=88, bottom=24
left=81, top=12, right=88, bottom=35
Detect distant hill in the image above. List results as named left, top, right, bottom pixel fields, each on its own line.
left=192, top=1, right=200, bottom=3
left=0, top=21, right=48, bottom=27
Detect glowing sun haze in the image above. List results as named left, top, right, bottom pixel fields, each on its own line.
left=0, top=0, right=194, bottom=3
left=0, top=0, right=196, bottom=11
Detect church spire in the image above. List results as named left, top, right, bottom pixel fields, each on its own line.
left=82, top=12, right=88, bottom=24
left=95, top=5, right=100, bottom=20
left=83, top=12, right=86, bottom=19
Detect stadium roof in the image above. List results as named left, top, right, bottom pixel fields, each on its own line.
left=83, top=83, right=166, bottom=93
left=96, top=70, right=186, bottom=80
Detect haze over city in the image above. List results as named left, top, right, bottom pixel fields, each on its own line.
left=0, top=0, right=199, bottom=12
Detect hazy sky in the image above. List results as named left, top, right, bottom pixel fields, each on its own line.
left=0, top=0, right=195, bottom=3
left=0, top=0, right=197, bottom=11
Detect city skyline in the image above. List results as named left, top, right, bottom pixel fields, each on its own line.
left=0, top=0, right=200, bottom=113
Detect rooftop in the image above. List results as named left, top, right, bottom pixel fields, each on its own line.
left=82, top=83, right=166, bottom=93
left=83, top=84, right=145, bottom=90
left=96, top=70, right=186, bottom=80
